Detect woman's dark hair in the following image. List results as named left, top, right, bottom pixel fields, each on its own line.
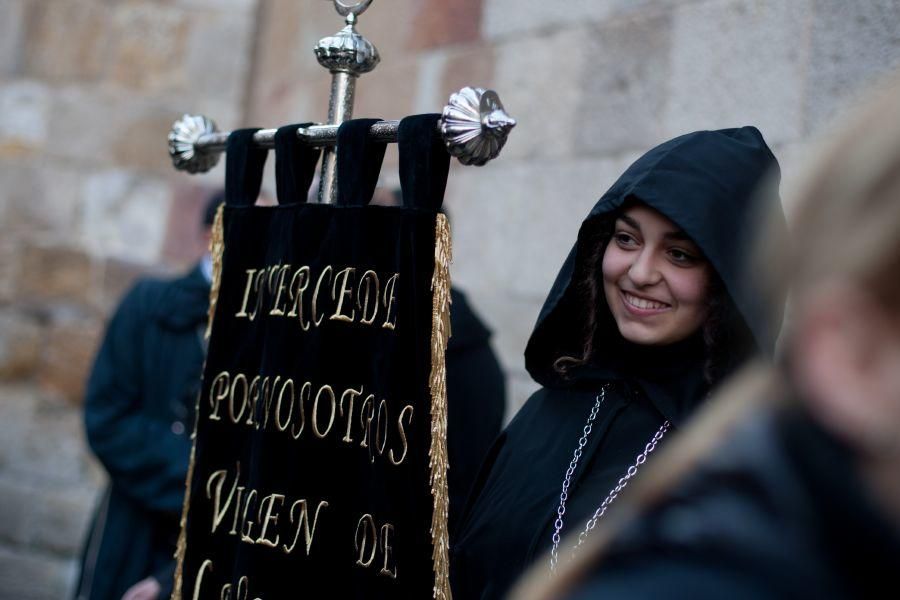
left=553, top=206, right=756, bottom=386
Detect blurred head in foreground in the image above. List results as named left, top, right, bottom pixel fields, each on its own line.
left=513, top=71, right=900, bottom=600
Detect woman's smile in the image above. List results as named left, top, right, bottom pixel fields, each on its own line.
left=620, top=290, right=671, bottom=314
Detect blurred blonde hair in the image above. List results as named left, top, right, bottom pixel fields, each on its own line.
left=510, top=70, right=900, bottom=600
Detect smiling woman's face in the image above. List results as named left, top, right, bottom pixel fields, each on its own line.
left=601, top=203, right=713, bottom=346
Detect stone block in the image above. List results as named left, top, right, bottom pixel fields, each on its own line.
left=47, top=87, right=190, bottom=173
left=663, top=0, right=811, bottom=146
left=353, top=58, right=420, bottom=121
left=0, top=0, right=26, bottom=76
left=17, top=243, right=96, bottom=307
left=0, top=310, right=42, bottom=381
left=105, top=4, right=190, bottom=93
left=408, top=0, right=483, bottom=50
left=37, top=320, right=102, bottom=405
left=245, top=0, right=312, bottom=125
left=2, top=389, right=100, bottom=486
left=574, top=13, right=673, bottom=156
left=0, top=80, right=51, bottom=156
left=0, top=476, right=95, bottom=556
left=804, top=0, right=900, bottom=134
left=490, top=27, right=592, bottom=160
left=22, top=0, right=108, bottom=83
left=0, top=161, right=41, bottom=238
left=174, top=0, right=256, bottom=10
left=482, top=0, right=614, bottom=40
left=113, top=107, right=188, bottom=173
left=0, top=477, right=33, bottom=545
left=344, top=0, right=418, bottom=65
left=46, top=87, right=124, bottom=167
left=0, top=162, right=82, bottom=241
left=79, top=170, right=172, bottom=265
left=0, top=546, right=73, bottom=600
left=482, top=0, right=679, bottom=40
left=445, top=153, right=637, bottom=298
left=183, top=10, right=256, bottom=110
left=0, top=385, right=35, bottom=474
left=0, top=239, right=17, bottom=304
left=31, top=486, right=97, bottom=556
left=440, top=43, right=496, bottom=103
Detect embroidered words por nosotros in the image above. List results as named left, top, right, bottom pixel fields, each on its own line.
left=234, top=264, right=400, bottom=331
left=208, top=371, right=414, bottom=467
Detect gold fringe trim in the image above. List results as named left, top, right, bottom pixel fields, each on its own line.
left=205, top=202, right=225, bottom=339
left=173, top=202, right=224, bottom=599
left=171, top=385, right=201, bottom=600
left=428, top=213, right=453, bottom=600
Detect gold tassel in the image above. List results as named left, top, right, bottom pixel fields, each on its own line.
left=173, top=202, right=224, bottom=599
left=171, top=387, right=201, bottom=600
left=429, top=213, right=453, bottom=600
left=205, top=202, right=225, bottom=339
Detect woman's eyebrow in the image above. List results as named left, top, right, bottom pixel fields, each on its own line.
left=618, top=214, right=641, bottom=230
left=664, top=230, right=691, bottom=241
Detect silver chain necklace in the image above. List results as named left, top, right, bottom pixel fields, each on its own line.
left=549, top=384, right=671, bottom=573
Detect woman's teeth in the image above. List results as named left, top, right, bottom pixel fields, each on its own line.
left=624, top=292, right=668, bottom=310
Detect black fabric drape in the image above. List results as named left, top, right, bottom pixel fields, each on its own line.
left=177, top=119, right=451, bottom=599
left=275, top=123, right=319, bottom=204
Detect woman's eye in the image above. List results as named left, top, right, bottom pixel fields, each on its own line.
left=668, top=248, right=698, bottom=264
left=614, top=232, right=637, bottom=247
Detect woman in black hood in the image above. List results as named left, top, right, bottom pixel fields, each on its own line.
left=450, top=127, right=783, bottom=599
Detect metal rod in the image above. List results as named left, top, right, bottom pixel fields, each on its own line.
left=311, top=8, right=380, bottom=203
left=169, top=87, right=516, bottom=173
left=318, top=71, right=357, bottom=203
left=193, top=120, right=430, bottom=153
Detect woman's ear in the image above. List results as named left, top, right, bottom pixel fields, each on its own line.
left=791, top=282, right=900, bottom=456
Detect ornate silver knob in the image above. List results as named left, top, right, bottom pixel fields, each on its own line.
left=441, top=87, right=516, bottom=167
left=168, top=114, right=220, bottom=173
left=314, top=15, right=380, bottom=75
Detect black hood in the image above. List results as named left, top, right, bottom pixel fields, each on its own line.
left=525, top=127, right=784, bottom=392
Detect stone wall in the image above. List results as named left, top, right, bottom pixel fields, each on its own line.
left=0, top=0, right=258, bottom=596
left=1, top=0, right=899, bottom=597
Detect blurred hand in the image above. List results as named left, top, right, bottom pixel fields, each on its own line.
left=121, top=577, right=161, bottom=600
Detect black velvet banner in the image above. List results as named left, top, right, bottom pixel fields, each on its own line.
left=175, top=115, right=451, bottom=599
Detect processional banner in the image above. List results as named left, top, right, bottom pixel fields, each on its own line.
left=173, top=115, right=452, bottom=599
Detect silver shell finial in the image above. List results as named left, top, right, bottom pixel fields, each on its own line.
left=441, top=87, right=516, bottom=167
left=168, top=114, right=220, bottom=173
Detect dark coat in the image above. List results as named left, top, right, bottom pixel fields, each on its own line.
left=447, top=288, right=506, bottom=533
left=75, top=266, right=209, bottom=600
left=451, top=128, right=783, bottom=599
left=570, top=407, right=900, bottom=599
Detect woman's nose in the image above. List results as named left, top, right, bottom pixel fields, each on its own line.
left=627, top=250, right=662, bottom=286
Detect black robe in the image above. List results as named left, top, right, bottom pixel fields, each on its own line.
left=75, top=265, right=209, bottom=600
left=451, top=127, right=783, bottom=599
left=569, top=405, right=900, bottom=599
left=447, top=288, right=507, bottom=533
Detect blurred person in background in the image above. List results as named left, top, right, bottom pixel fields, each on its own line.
left=515, top=73, right=900, bottom=600
left=450, top=127, right=784, bottom=599
left=74, top=191, right=222, bottom=600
